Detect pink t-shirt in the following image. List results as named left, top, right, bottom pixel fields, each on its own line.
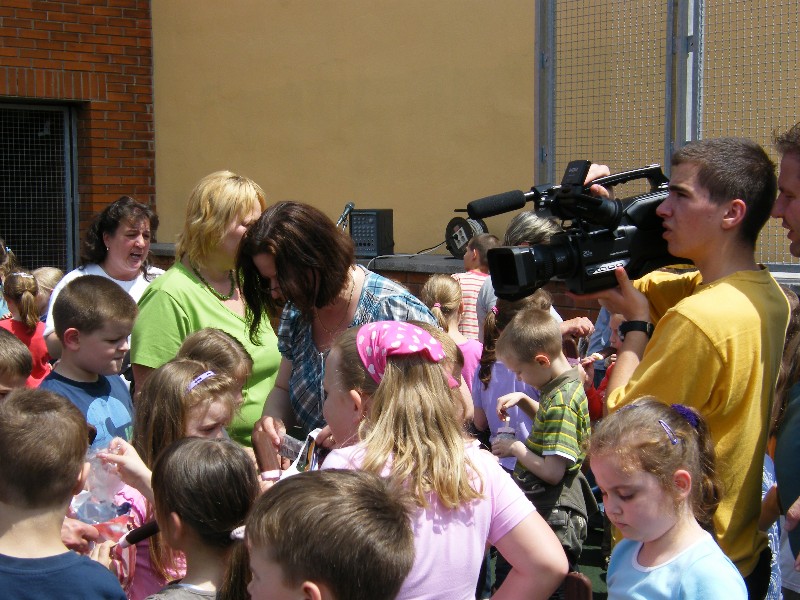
left=457, top=339, right=483, bottom=394
left=115, top=485, right=186, bottom=600
left=322, top=441, right=534, bottom=600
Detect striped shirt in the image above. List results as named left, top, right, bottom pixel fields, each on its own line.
left=514, top=366, right=590, bottom=480
left=452, top=270, right=490, bottom=340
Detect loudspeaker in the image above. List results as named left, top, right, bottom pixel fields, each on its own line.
left=349, top=209, right=394, bottom=258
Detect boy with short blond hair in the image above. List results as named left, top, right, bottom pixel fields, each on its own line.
left=0, top=328, right=31, bottom=399
left=492, top=306, right=593, bottom=567
left=39, top=275, right=137, bottom=449
left=0, top=388, right=126, bottom=598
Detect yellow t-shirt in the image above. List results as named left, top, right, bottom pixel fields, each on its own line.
left=607, top=267, right=789, bottom=577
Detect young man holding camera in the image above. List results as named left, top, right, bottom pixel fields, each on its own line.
left=586, top=137, right=789, bottom=600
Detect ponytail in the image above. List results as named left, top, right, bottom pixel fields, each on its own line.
left=3, top=271, right=40, bottom=333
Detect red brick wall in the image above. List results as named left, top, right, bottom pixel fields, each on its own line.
left=0, top=0, right=155, bottom=238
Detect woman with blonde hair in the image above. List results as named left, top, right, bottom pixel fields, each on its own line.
left=131, top=171, right=280, bottom=445
left=320, top=321, right=568, bottom=599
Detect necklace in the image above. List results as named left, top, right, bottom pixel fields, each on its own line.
left=316, top=273, right=355, bottom=336
left=190, top=262, right=236, bottom=301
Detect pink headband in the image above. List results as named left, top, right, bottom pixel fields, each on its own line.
left=356, top=321, right=446, bottom=384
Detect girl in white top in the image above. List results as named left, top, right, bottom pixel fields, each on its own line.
left=588, top=397, right=747, bottom=599
left=320, top=321, right=568, bottom=600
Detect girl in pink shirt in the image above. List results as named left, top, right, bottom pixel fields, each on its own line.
left=320, top=321, right=568, bottom=600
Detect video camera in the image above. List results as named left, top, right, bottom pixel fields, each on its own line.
left=467, top=160, right=687, bottom=299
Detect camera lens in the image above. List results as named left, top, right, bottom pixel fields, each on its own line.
left=487, top=242, right=576, bottom=300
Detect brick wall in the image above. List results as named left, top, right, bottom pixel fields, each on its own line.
left=0, top=0, right=155, bottom=238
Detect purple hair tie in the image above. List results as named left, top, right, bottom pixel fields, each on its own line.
left=670, top=404, right=700, bottom=428
left=433, top=302, right=441, bottom=309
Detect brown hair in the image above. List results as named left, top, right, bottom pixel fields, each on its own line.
left=246, top=469, right=415, bottom=600
left=495, top=305, right=562, bottom=364
left=238, top=201, right=355, bottom=340
left=772, top=285, right=800, bottom=438
left=0, top=329, right=32, bottom=382
left=466, top=233, right=500, bottom=267
left=419, top=274, right=462, bottom=332
left=82, top=196, right=159, bottom=278
left=51, top=275, right=138, bottom=338
left=177, top=328, right=253, bottom=384
left=587, top=397, right=721, bottom=531
left=478, top=290, right=551, bottom=389
left=152, top=438, right=259, bottom=600
left=671, top=137, right=776, bottom=247
left=0, top=388, right=89, bottom=508
left=2, top=270, right=39, bottom=332
left=774, top=122, right=800, bottom=159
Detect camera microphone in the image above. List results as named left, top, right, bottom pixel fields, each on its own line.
left=467, top=190, right=536, bottom=220
left=336, top=202, right=355, bottom=228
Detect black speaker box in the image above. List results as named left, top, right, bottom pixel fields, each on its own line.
left=349, top=209, right=394, bottom=258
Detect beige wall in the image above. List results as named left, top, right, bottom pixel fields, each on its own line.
left=151, top=1, right=538, bottom=252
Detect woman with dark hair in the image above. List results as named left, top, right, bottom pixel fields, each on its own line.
left=237, top=201, right=435, bottom=438
left=44, top=196, right=162, bottom=358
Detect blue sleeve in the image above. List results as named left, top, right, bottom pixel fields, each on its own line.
left=586, top=306, right=611, bottom=356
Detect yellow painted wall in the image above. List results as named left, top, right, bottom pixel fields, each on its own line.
left=151, top=1, right=538, bottom=252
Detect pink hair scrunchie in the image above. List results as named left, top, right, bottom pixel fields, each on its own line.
left=356, top=321, right=446, bottom=384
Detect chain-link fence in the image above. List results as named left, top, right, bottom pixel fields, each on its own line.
left=0, top=105, right=76, bottom=271
left=538, top=0, right=800, bottom=266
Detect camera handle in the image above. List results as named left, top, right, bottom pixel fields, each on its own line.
left=589, top=164, right=668, bottom=192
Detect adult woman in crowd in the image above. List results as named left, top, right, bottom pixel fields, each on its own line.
left=131, top=171, right=281, bottom=446
left=237, top=200, right=435, bottom=441
left=44, top=196, right=162, bottom=359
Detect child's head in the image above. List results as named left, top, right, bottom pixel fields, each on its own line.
left=2, top=270, right=40, bottom=332
left=495, top=306, right=563, bottom=388
left=152, top=437, right=259, bottom=598
left=419, top=274, right=462, bottom=333
left=133, top=358, right=238, bottom=468
left=246, top=469, right=415, bottom=600
left=464, top=233, right=499, bottom=271
left=328, top=322, right=481, bottom=509
left=587, top=397, right=721, bottom=534
left=52, top=275, right=138, bottom=375
left=32, top=266, right=64, bottom=319
left=478, top=291, right=551, bottom=388
left=0, top=329, right=32, bottom=397
left=0, top=388, right=89, bottom=510
left=176, top=327, right=254, bottom=391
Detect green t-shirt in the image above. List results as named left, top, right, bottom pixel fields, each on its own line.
left=131, top=262, right=280, bottom=445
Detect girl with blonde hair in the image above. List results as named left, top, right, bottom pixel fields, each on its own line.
left=321, top=321, right=568, bottom=599
left=0, top=270, right=51, bottom=385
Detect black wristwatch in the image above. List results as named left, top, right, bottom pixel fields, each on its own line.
left=619, top=320, right=655, bottom=341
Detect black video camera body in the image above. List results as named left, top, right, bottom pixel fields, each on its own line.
left=471, top=161, right=687, bottom=300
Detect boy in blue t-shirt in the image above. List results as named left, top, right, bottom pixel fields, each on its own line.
left=39, top=275, right=136, bottom=449
left=0, top=388, right=126, bottom=599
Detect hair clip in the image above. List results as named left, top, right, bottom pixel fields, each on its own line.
left=187, top=370, right=215, bottom=392
left=230, top=525, right=245, bottom=541
left=10, top=272, right=35, bottom=279
left=658, top=419, right=679, bottom=445
left=433, top=302, right=441, bottom=309
left=491, top=305, right=498, bottom=315
left=670, top=404, right=700, bottom=428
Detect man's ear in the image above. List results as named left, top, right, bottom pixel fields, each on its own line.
left=535, top=354, right=552, bottom=368
left=721, top=198, right=747, bottom=231
left=62, top=327, right=81, bottom=351
left=300, top=581, right=324, bottom=600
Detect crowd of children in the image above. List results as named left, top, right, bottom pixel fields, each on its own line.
left=4, top=132, right=800, bottom=600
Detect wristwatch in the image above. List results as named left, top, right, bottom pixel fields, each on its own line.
left=619, top=320, right=655, bottom=341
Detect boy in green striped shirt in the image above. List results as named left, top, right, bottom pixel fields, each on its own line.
left=492, top=306, right=594, bottom=568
